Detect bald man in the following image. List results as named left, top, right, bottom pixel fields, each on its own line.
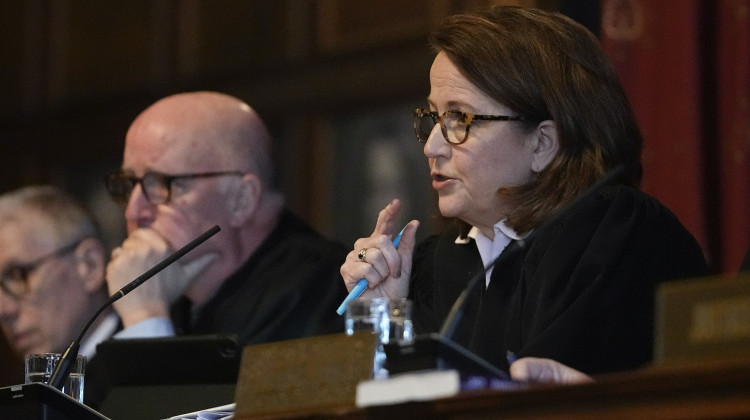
left=104, top=91, right=348, bottom=345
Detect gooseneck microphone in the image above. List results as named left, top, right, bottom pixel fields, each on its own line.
left=47, top=225, right=221, bottom=391
left=437, top=252, right=503, bottom=339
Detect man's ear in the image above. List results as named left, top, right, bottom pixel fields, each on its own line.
left=530, top=120, right=560, bottom=173
left=74, top=238, right=107, bottom=294
left=229, top=173, right=262, bottom=226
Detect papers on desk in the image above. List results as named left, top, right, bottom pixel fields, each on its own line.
left=356, top=369, right=523, bottom=407
left=164, top=402, right=235, bottom=420
left=356, top=370, right=461, bottom=407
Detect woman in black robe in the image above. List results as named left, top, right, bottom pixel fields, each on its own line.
left=340, top=6, right=708, bottom=376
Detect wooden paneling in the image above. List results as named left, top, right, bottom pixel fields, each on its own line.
left=57, top=1, right=154, bottom=102
left=316, top=0, right=448, bottom=54
left=184, top=1, right=297, bottom=77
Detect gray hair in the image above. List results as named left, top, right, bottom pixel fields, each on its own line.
left=0, top=185, right=102, bottom=246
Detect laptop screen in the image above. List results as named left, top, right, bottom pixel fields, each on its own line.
left=92, top=334, right=241, bottom=420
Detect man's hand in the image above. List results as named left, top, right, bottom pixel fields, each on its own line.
left=106, top=228, right=214, bottom=327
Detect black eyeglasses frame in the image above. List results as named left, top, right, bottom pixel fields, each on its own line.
left=0, top=239, right=86, bottom=299
left=104, top=170, right=246, bottom=206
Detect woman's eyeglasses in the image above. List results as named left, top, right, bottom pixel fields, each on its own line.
left=413, top=108, right=524, bottom=145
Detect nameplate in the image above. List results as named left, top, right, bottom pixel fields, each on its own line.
left=234, top=332, right=376, bottom=418
left=655, top=273, right=750, bottom=364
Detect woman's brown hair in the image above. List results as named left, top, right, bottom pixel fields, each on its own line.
left=431, top=6, right=642, bottom=234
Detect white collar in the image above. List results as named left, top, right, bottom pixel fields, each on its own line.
left=455, top=220, right=525, bottom=287
left=79, top=312, right=120, bottom=359
left=455, top=219, right=523, bottom=244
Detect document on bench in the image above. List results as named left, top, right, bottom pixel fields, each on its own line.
left=164, top=402, right=235, bottom=420
left=356, top=369, right=461, bottom=407
left=356, top=368, right=524, bottom=407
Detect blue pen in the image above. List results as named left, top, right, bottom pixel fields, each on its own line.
left=336, top=225, right=406, bottom=315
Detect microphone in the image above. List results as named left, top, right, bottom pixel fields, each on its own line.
left=384, top=164, right=629, bottom=378
left=47, top=225, right=221, bottom=390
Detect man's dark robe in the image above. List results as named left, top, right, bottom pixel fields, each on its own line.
left=171, top=209, right=349, bottom=345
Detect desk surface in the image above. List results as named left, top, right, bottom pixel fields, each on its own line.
left=236, top=358, right=750, bottom=420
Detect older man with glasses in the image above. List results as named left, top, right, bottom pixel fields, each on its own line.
left=103, top=91, right=348, bottom=346
left=0, top=186, right=119, bottom=398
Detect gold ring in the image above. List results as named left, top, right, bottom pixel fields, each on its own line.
left=357, top=248, right=368, bottom=263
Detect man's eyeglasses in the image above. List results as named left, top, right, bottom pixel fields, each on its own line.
left=104, top=171, right=246, bottom=206
left=0, top=240, right=84, bottom=300
left=413, top=108, right=524, bottom=145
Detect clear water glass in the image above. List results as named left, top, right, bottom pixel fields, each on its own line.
left=345, top=297, right=413, bottom=379
left=25, top=353, right=86, bottom=403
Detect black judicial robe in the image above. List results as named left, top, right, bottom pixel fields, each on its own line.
left=409, top=185, right=709, bottom=375
left=170, top=209, right=349, bottom=346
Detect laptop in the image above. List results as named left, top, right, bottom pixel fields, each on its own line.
left=93, top=334, right=241, bottom=420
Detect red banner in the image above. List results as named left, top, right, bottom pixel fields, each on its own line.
left=716, top=0, right=750, bottom=273
left=601, top=0, right=750, bottom=272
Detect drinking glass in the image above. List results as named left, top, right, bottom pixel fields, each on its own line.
left=345, top=297, right=413, bottom=379
left=25, top=353, right=86, bottom=403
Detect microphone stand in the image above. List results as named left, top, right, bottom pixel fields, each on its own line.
left=47, top=225, right=221, bottom=390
